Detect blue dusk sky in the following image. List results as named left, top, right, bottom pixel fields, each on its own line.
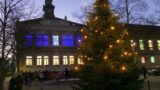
left=31, top=0, right=158, bottom=23
left=32, top=0, right=93, bottom=22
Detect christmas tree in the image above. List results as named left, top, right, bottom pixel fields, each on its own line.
left=75, top=0, right=142, bottom=90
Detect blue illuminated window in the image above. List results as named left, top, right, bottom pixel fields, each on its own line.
left=53, top=35, right=59, bottom=46
left=77, top=35, right=82, bottom=46
left=62, top=34, right=74, bottom=47
left=36, top=34, right=49, bottom=46
left=43, top=35, right=49, bottom=46
left=25, top=35, right=33, bottom=46
left=36, top=35, right=43, bottom=46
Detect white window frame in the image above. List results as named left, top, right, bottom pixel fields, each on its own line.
left=26, top=56, right=32, bottom=66
left=52, top=35, right=59, bottom=46
left=44, top=56, right=49, bottom=65
left=69, top=56, right=74, bottom=65
left=63, top=56, right=68, bottom=65
left=53, top=56, right=59, bottom=65
left=37, top=56, right=42, bottom=66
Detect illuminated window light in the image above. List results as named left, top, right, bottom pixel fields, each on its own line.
left=157, top=40, right=160, bottom=50
left=69, top=56, right=74, bottom=65
left=26, top=56, right=32, bottom=66
left=141, top=57, right=146, bottom=64
left=62, top=34, right=74, bottom=47
left=44, top=56, right=49, bottom=65
left=139, top=40, right=145, bottom=50
left=53, top=35, right=59, bottom=46
left=148, top=40, right=154, bottom=50
left=25, top=35, right=33, bottom=46
left=78, top=58, right=84, bottom=65
left=53, top=56, right=59, bottom=65
left=37, top=56, right=42, bottom=66
left=63, top=56, right=68, bottom=65
left=151, top=56, right=156, bottom=63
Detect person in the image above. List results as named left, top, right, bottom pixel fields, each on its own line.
left=141, top=66, right=147, bottom=79
left=64, top=68, right=69, bottom=80
left=8, top=76, right=17, bottom=90
left=56, top=71, right=60, bottom=82
left=15, top=74, right=23, bottom=90
left=39, top=72, right=44, bottom=84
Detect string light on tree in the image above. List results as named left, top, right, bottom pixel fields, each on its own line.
left=84, top=35, right=87, bottom=39
left=109, top=45, right=113, bottom=48
left=116, top=39, right=121, bottom=43
left=75, top=66, right=79, bottom=70
left=80, top=29, right=84, bottom=32
left=95, top=16, right=98, bottom=20
left=77, top=0, right=141, bottom=90
left=111, top=26, right=115, bottom=30
left=104, top=56, right=108, bottom=60
left=121, top=65, right=126, bottom=71
left=95, top=30, right=98, bottom=33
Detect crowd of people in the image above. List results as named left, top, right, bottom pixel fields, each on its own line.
left=8, top=68, right=72, bottom=90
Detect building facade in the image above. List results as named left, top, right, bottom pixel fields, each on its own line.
left=16, top=0, right=160, bottom=72
left=16, top=0, right=83, bottom=72
left=128, top=24, right=160, bottom=69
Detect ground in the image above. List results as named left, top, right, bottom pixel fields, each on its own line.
left=4, top=76, right=160, bottom=90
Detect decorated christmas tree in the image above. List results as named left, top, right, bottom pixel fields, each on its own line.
left=75, top=0, right=142, bottom=90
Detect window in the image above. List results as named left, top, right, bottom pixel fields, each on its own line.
left=63, top=56, right=68, bottom=65
left=78, top=58, right=84, bottom=65
left=37, top=56, right=42, bottom=66
left=25, top=35, right=33, bottom=46
left=43, top=35, right=49, bottom=46
left=52, top=35, right=59, bottom=46
left=139, top=40, right=145, bottom=50
left=77, top=35, right=82, bottom=46
left=157, top=40, right=160, bottom=50
left=69, top=56, right=74, bottom=65
left=36, top=34, right=49, bottom=46
left=62, top=34, right=74, bottom=47
left=53, top=56, right=59, bottom=65
left=141, top=57, right=146, bottom=64
left=148, top=40, right=154, bottom=50
left=26, top=56, right=32, bottom=66
left=151, top=56, right=156, bottom=63
left=44, top=56, right=49, bottom=65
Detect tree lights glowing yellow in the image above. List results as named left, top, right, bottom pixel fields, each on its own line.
left=121, top=65, right=126, bottom=71
left=84, top=35, right=87, bottom=39
left=77, top=0, right=140, bottom=89
left=109, top=45, right=113, bottom=48
left=104, top=56, right=108, bottom=60
left=80, top=29, right=84, bottom=32
left=111, top=26, right=115, bottom=30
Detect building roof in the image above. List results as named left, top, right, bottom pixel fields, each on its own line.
left=127, top=24, right=160, bottom=38
left=18, top=17, right=83, bottom=27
